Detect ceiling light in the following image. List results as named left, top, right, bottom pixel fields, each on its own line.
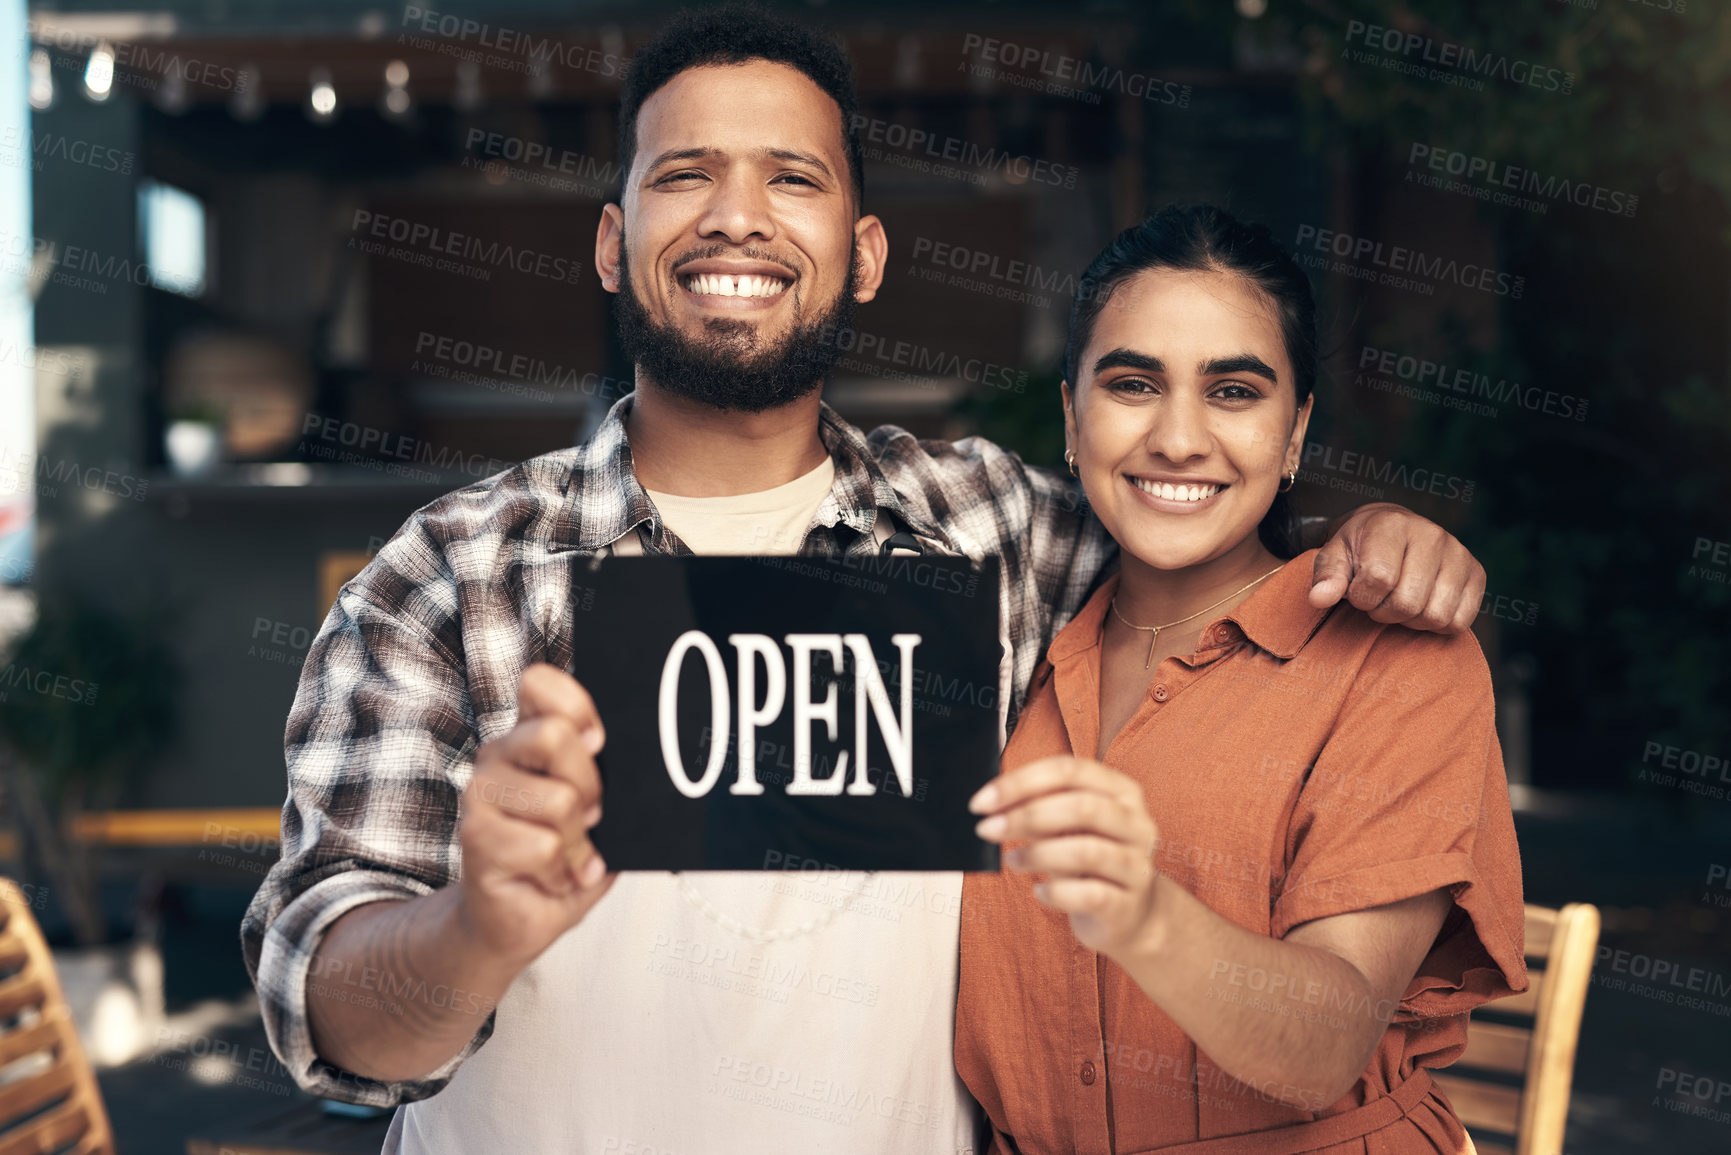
left=28, top=48, right=53, bottom=111
left=308, top=67, right=337, bottom=122
left=84, top=40, right=115, bottom=102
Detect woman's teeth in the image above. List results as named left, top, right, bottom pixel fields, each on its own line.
left=1131, top=478, right=1223, bottom=502
left=682, top=273, right=789, bottom=298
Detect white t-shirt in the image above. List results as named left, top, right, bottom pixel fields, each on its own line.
left=387, top=457, right=979, bottom=1154
left=644, top=456, right=835, bottom=554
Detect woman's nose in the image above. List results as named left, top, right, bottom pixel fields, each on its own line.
left=1142, top=394, right=1211, bottom=463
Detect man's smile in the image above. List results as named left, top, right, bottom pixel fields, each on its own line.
left=675, top=259, right=794, bottom=310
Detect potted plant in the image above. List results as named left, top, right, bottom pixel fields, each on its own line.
left=0, top=594, right=178, bottom=946
left=163, top=400, right=224, bottom=478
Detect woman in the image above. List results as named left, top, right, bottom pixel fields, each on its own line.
left=957, top=205, right=1526, bottom=1153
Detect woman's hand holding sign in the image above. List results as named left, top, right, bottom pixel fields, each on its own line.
left=971, top=756, right=1163, bottom=957
left=458, top=663, right=614, bottom=968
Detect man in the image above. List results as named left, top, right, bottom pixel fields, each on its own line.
left=241, top=8, right=1487, bottom=1152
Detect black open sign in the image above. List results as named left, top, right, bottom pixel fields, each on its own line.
left=569, top=554, right=1002, bottom=871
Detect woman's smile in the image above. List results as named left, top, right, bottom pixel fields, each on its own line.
left=1123, top=474, right=1231, bottom=513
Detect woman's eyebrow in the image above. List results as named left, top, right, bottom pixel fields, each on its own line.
left=1199, top=354, right=1279, bottom=383
left=1092, top=348, right=1165, bottom=375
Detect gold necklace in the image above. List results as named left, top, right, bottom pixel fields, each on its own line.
left=1109, top=563, right=1287, bottom=669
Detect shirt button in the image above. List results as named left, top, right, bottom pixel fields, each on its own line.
left=1080, top=1060, right=1097, bottom=1085
left=1152, top=685, right=1169, bottom=702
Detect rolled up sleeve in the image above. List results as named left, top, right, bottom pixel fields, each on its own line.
left=1271, top=629, right=1528, bottom=1021
left=240, top=558, right=491, bottom=1106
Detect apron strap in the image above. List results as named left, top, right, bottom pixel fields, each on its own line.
left=607, top=510, right=921, bottom=557
left=872, top=506, right=925, bottom=556
left=607, top=526, right=646, bottom=556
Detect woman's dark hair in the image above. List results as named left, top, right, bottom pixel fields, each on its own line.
left=1063, top=204, right=1317, bottom=558
left=616, top=4, right=866, bottom=208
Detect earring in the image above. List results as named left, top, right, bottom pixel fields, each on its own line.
left=1279, top=468, right=1296, bottom=493
left=1065, top=449, right=1078, bottom=478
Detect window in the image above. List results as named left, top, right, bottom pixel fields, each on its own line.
left=137, top=179, right=207, bottom=297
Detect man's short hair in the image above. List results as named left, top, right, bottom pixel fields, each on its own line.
left=616, top=3, right=867, bottom=209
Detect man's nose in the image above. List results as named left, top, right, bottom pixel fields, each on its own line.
left=695, top=173, right=777, bottom=245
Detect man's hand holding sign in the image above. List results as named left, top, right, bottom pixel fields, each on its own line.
left=309, top=667, right=614, bottom=1086
left=458, top=665, right=613, bottom=965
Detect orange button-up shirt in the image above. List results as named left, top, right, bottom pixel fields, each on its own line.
left=956, top=550, right=1527, bottom=1154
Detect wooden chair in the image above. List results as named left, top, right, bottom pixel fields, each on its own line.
left=318, top=550, right=374, bottom=620
left=0, top=877, right=114, bottom=1154
left=1432, top=902, right=1600, bottom=1155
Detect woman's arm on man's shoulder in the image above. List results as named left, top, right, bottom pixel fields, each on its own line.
left=1307, top=502, right=1486, bottom=633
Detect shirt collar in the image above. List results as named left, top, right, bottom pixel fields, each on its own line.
left=810, top=400, right=950, bottom=546
left=1216, top=549, right=1332, bottom=658
left=550, top=391, right=938, bottom=553
left=548, top=393, right=658, bottom=553
left=1046, top=548, right=1331, bottom=665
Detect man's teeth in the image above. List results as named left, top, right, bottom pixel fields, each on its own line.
left=1131, top=478, right=1223, bottom=502
left=682, top=273, right=789, bottom=298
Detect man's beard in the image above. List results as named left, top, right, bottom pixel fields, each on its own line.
left=613, top=239, right=860, bottom=413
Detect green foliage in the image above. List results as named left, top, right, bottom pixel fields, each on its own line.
left=1221, top=0, right=1731, bottom=203
left=0, top=597, right=179, bottom=797
left=1282, top=0, right=1731, bottom=769
left=167, top=399, right=224, bottom=425
left=956, top=368, right=1070, bottom=470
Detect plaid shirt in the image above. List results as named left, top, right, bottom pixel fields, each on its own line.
left=240, top=392, right=1116, bottom=1106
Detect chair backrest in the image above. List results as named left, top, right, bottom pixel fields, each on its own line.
left=0, top=878, right=114, bottom=1155
left=1431, top=902, right=1601, bottom=1155
left=318, top=550, right=375, bottom=620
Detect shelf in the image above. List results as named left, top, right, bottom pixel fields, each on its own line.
left=148, top=461, right=488, bottom=503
